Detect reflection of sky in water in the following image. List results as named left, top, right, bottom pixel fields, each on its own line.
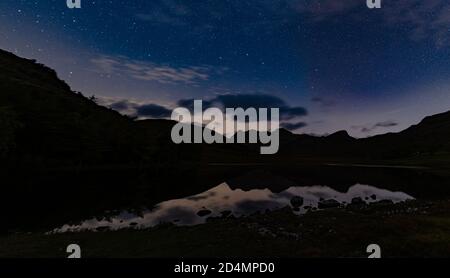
left=54, top=183, right=413, bottom=233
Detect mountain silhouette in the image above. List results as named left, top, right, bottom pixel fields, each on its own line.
left=1, top=49, right=450, bottom=167
left=1, top=49, right=450, bottom=231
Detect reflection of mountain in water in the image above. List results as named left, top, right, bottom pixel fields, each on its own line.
left=54, top=183, right=413, bottom=232
left=1, top=49, right=450, bottom=232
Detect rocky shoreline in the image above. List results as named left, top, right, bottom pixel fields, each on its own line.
left=1, top=199, right=449, bottom=258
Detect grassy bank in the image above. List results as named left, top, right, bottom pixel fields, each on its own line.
left=1, top=199, right=449, bottom=258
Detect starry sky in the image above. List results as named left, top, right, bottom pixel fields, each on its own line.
left=1, top=0, right=450, bottom=137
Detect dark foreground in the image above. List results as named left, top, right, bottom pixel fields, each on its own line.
left=1, top=199, right=449, bottom=258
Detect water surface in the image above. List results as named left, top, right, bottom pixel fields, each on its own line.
left=54, top=182, right=413, bottom=232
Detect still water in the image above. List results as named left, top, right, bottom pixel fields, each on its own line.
left=54, top=182, right=413, bottom=232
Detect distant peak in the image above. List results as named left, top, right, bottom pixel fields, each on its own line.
left=419, top=110, right=450, bottom=125
left=327, top=130, right=354, bottom=140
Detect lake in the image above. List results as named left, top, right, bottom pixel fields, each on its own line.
left=54, top=181, right=414, bottom=232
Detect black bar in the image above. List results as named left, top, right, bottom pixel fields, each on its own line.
left=0, top=258, right=447, bottom=276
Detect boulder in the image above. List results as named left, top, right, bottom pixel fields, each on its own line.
left=290, top=196, right=304, bottom=208
left=373, top=199, right=394, bottom=206
left=318, top=199, right=340, bottom=209
left=351, top=197, right=366, bottom=205
left=197, top=209, right=212, bottom=217
left=96, top=226, right=109, bottom=232
left=220, top=210, right=232, bottom=217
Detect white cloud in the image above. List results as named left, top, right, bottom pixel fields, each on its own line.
left=291, top=0, right=450, bottom=46
left=91, top=55, right=227, bottom=85
left=382, top=0, right=450, bottom=46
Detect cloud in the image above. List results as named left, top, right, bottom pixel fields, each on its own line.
left=136, top=12, right=186, bottom=26
left=91, top=55, right=226, bottom=85
left=354, top=120, right=399, bottom=133
left=133, top=0, right=450, bottom=46
left=292, top=0, right=450, bottom=46
left=135, top=104, right=172, bottom=118
left=281, top=121, right=308, bottom=131
left=101, top=98, right=172, bottom=119
left=213, top=94, right=286, bottom=110
left=104, top=95, right=308, bottom=134
left=177, top=94, right=308, bottom=120
left=98, top=97, right=138, bottom=116
left=109, top=100, right=131, bottom=111
left=291, top=0, right=361, bottom=20
left=374, top=121, right=399, bottom=128
left=382, top=0, right=450, bottom=46
left=135, top=9, right=191, bottom=27
left=135, top=0, right=190, bottom=26
left=282, top=107, right=308, bottom=120
left=133, top=1, right=363, bottom=36
left=104, top=93, right=308, bottom=123
left=311, top=96, right=336, bottom=107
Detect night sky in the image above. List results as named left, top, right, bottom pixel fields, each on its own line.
left=1, top=0, right=450, bottom=137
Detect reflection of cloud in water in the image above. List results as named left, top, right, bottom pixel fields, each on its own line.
left=54, top=183, right=413, bottom=233
left=155, top=207, right=198, bottom=225
left=186, top=195, right=209, bottom=201
left=236, top=200, right=283, bottom=212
